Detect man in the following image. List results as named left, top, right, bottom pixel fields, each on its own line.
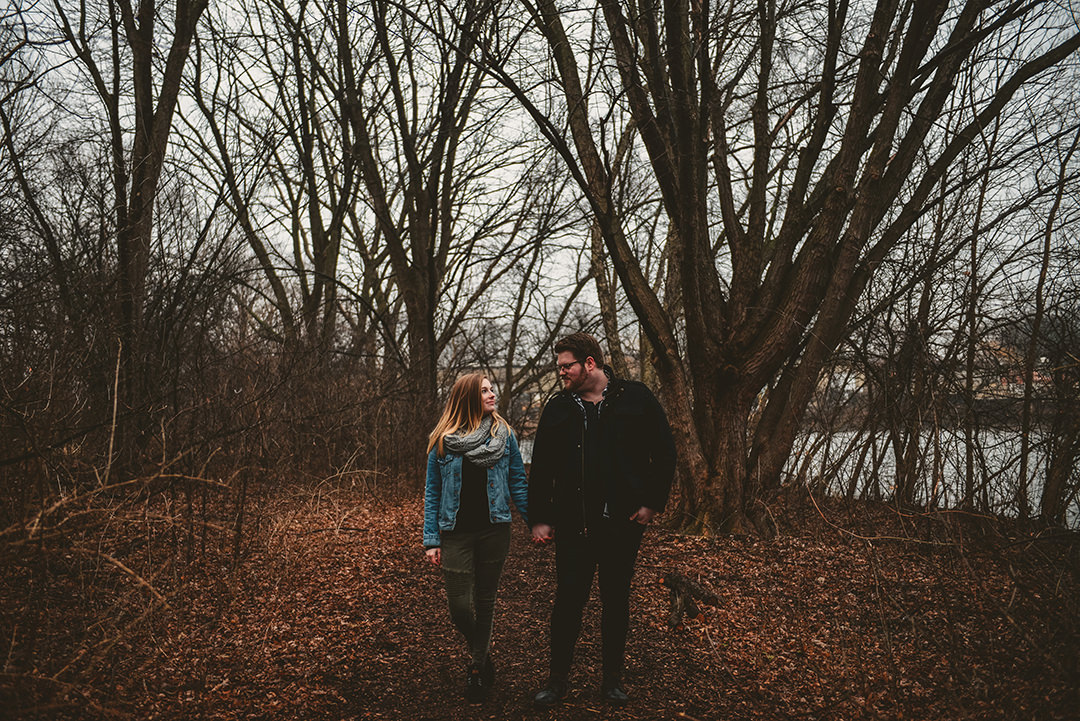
left=529, top=332, right=676, bottom=707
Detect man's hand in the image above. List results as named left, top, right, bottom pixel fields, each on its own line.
left=531, top=523, right=554, bottom=544
left=629, top=506, right=656, bottom=525
left=425, top=547, right=441, bottom=566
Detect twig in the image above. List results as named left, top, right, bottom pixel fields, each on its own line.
left=805, top=486, right=955, bottom=547
left=292, top=527, right=370, bottom=535
left=865, top=544, right=894, bottom=655
left=102, top=339, right=121, bottom=487
left=50, top=578, right=172, bottom=681
left=2, top=473, right=230, bottom=544
left=0, top=672, right=130, bottom=719
left=72, top=548, right=171, bottom=608
left=3, top=623, right=16, bottom=674
left=956, top=549, right=1067, bottom=677
left=702, top=627, right=737, bottom=682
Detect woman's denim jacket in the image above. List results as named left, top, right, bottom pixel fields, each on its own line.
left=423, top=430, right=529, bottom=548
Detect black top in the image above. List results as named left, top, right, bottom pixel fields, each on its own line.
left=454, top=458, right=492, bottom=532
left=528, top=375, right=676, bottom=531
left=582, top=400, right=608, bottom=522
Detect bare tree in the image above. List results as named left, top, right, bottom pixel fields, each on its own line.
left=180, top=0, right=582, bottom=465
left=1037, top=283, right=1080, bottom=525
left=39, top=0, right=209, bottom=454
left=1017, top=124, right=1080, bottom=519
left=479, top=0, right=1080, bottom=533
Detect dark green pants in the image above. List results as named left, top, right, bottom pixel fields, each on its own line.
left=440, top=523, right=511, bottom=663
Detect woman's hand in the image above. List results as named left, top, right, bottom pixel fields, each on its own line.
left=425, top=547, right=441, bottom=566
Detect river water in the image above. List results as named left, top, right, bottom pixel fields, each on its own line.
left=520, top=430, right=1079, bottom=528
left=789, top=428, right=1079, bottom=528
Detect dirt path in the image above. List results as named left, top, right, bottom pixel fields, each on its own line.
left=124, top=492, right=1077, bottom=721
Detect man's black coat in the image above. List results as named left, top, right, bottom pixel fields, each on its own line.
left=528, top=376, right=676, bottom=532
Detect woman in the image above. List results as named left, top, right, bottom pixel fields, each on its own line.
left=423, top=373, right=528, bottom=702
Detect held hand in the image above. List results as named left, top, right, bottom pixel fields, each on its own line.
left=531, top=523, right=554, bottom=545
left=425, top=547, right=441, bottom=566
left=629, top=506, right=656, bottom=525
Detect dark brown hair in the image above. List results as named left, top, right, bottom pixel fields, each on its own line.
left=554, top=332, right=605, bottom=369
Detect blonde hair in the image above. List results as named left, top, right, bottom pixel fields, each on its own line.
left=427, top=373, right=510, bottom=456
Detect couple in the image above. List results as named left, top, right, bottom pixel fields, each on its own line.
left=422, top=332, right=676, bottom=707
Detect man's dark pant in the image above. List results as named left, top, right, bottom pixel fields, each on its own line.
left=550, top=518, right=645, bottom=682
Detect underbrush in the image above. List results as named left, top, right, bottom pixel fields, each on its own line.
left=1, top=479, right=1076, bottom=720
left=0, top=465, right=416, bottom=719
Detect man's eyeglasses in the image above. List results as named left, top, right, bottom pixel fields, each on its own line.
left=555, top=360, right=583, bottom=373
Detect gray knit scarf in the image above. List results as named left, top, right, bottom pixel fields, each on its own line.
left=442, top=415, right=508, bottom=468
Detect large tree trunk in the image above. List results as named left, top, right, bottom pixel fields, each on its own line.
left=1041, top=406, right=1079, bottom=526
left=697, top=397, right=756, bottom=534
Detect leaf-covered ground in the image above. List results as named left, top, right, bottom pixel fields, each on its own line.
left=4, top=488, right=1078, bottom=720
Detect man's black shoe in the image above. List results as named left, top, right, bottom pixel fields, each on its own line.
left=602, top=684, right=630, bottom=706
left=532, top=679, right=568, bottom=708
left=465, top=663, right=485, bottom=703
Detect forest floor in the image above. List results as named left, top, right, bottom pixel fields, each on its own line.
left=2, top=486, right=1078, bottom=720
